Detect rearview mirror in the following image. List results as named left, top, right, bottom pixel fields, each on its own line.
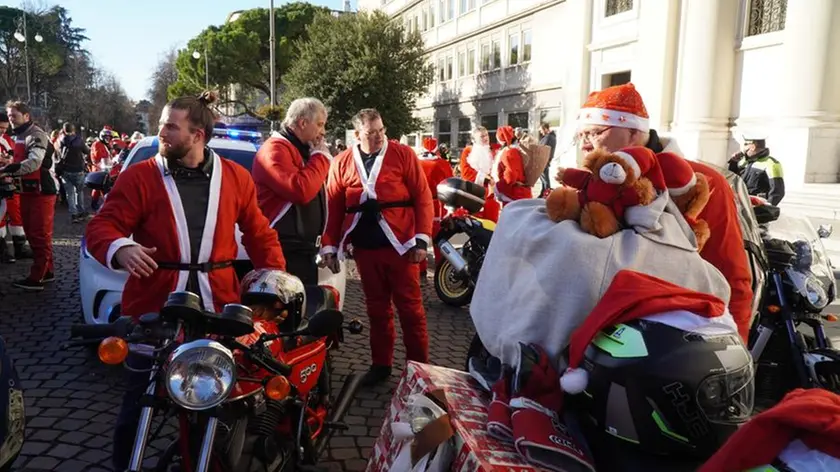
left=84, top=171, right=111, bottom=192
left=304, top=309, right=344, bottom=337
left=818, top=224, right=833, bottom=239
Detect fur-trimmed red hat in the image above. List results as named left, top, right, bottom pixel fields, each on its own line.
left=657, top=152, right=697, bottom=197
left=612, top=147, right=666, bottom=191
left=577, top=83, right=649, bottom=132
left=496, top=126, right=515, bottom=145
left=422, top=137, right=438, bottom=153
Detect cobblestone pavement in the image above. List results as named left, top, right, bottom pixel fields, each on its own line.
left=0, top=205, right=476, bottom=471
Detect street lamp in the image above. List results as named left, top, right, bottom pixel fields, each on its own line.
left=13, top=13, right=43, bottom=103
left=192, top=46, right=209, bottom=90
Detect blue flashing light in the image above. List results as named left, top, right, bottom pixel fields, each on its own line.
left=212, top=128, right=262, bottom=142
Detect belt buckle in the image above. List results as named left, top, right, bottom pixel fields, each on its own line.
left=315, top=235, right=322, bottom=248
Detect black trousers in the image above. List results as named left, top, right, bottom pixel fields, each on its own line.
left=282, top=247, right=318, bottom=286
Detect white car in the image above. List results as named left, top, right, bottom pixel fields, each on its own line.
left=79, top=132, right=346, bottom=325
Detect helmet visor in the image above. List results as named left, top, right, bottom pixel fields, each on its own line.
left=696, top=362, right=754, bottom=424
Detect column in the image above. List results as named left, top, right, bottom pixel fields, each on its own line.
left=558, top=0, right=593, bottom=169
left=771, top=0, right=840, bottom=185
left=670, top=0, right=740, bottom=167
left=632, top=0, right=681, bottom=132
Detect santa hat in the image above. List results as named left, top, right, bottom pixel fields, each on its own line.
left=577, top=83, right=649, bottom=132
left=560, top=270, right=728, bottom=394
left=656, top=152, right=697, bottom=197
left=496, top=126, right=515, bottom=145
left=611, top=146, right=666, bottom=192
left=699, top=388, right=840, bottom=472
left=102, top=125, right=113, bottom=131
left=422, top=137, right=438, bottom=153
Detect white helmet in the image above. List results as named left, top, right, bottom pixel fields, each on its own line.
left=240, top=269, right=305, bottom=314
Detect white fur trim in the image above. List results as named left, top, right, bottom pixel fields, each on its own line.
left=599, top=162, right=627, bottom=184
left=155, top=155, right=194, bottom=299
left=644, top=308, right=738, bottom=335
left=310, top=150, right=332, bottom=162
left=269, top=202, right=293, bottom=229
left=106, top=237, right=139, bottom=271
left=0, top=199, right=6, bottom=227
left=8, top=225, right=24, bottom=237
left=319, top=245, right=338, bottom=256
left=577, top=107, right=650, bottom=132
left=0, top=227, right=5, bottom=238
left=668, top=173, right=697, bottom=197
left=196, top=151, right=223, bottom=311
left=559, top=368, right=588, bottom=394
left=415, top=233, right=431, bottom=246
left=612, top=151, right=642, bottom=180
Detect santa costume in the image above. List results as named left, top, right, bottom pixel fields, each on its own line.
left=578, top=83, right=754, bottom=342
left=492, top=126, right=531, bottom=204
left=700, top=388, right=840, bottom=472
left=321, top=139, right=434, bottom=375
left=459, top=140, right=501, bottom=222
left=416, top=137, right=453, bottom=275
left=0, top=132, right=26, bottom=261
left=86, top=151, right=286, bottom=318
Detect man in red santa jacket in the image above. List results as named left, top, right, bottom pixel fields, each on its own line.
left=417, top=136, right=453, bottom=280
left=459, top=126, right=501, bottom=222
left=86, top=92, right=286, bottom=470
left=574, top=83, right=754, bottom=340
left=320, top=108, right=434, bottom=386
left=0, top=111, right=30, bottom=263
left=253, top=97, right=332, bottom=286
left=493, top=125, right=533, bottom=204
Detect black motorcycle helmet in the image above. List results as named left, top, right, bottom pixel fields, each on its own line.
left=569, top=319, right=754, bottom=463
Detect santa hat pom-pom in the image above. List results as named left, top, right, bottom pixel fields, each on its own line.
left=559, top=367, right=589, bottom=394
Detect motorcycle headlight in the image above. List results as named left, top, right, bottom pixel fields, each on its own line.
left=165, top=340, right=236, bottom=410
left=696, top=362, right=754, bottom=424
left=788, top=269, right=830, bottom=311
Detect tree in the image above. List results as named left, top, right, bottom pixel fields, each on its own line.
left=283, top=11, right=433, bottom=140
left=147, top=46, right=179, bottom=133
left=169, top=2, right=326, bottom=113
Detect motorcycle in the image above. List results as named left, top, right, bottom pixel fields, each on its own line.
left=66, top=288, right=364, bottom=472
left=749, top=199, right=840, bottom=407
left=433, top=178, right=495, bottom=306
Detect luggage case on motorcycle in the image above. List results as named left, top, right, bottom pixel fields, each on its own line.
left=437, top=177, right=485, bottom=214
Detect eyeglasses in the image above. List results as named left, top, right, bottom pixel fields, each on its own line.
left=576, top=127, right=613, bottom=143
left=361, top=127, right=387, bottom=137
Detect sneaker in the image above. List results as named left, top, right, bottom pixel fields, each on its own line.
left=13, top=278, right=44, bottom=292
left=362, top=365, right=392, bottom=387
left=41, top=272, right=55, bottom=283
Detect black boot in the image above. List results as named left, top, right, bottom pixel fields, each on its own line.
left=0, top=239, right=14, bottom=264
left=362, top=365, right=392, bottom=387
left=12, top=236, right=32, bottom=260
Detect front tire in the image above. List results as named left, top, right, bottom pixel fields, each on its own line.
left=434, top=259, right=474, bottom=307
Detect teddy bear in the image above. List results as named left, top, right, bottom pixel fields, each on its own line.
left=545, top=147, right=663, bottom=238
left=656, top=152, right=712, bottom=251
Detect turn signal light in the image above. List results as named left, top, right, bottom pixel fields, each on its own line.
left=767, top=305, right=781, bottom=314
left=98, top=337, right=129, bottom=365
left=824, top=314, right=838, bottom=322
left=265, top=375, right=292, bottom=400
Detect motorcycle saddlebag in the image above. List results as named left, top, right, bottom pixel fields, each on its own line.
left=436, top=177, right=485, bottom=214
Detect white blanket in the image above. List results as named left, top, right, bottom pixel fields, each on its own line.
left=470, top=194, right=733, bottom=369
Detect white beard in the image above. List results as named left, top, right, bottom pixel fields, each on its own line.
left=467, top=144, right=494, bottom=181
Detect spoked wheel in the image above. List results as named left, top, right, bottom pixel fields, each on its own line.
left=434, top=259, right=474, bottom=307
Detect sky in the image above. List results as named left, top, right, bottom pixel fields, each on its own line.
left=1, top=0, right=353, bottom=101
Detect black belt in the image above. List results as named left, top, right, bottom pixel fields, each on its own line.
left=157, top=260, right=234, bottom=272
left=346, top=199, right=413, bottom=216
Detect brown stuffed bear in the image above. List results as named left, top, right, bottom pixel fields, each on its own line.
left=546, top=147, right=665, bottom=238
left=656, top=152, right=712, bottom=251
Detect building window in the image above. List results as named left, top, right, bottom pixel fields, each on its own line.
left=491, top=40, right=501, bottom=69
left=438, top=58, right=445, bottom=82
left=522, top=30, right=532, bottom=62
left=509, top=33, right=520, bottom=65
left=481, top=115, right=499, bottom=143
left=480, top=43, right=491, bottom=71
left=429, top=4, right=435, bottom=27
left=467, top=48, right=476, bottom=75
left=422, top=10, right=428, bottom=30
left=747, top=0, right=787, bottom=36
left=457, top=117, right=472, bottom=147
left=507, top=112, right=529, bottom=130
left=605, top=0, right=633, bottom=17
left=414, top=15, right=420, bottom=32
left=540, top=108, right=562, bottom=128
left=458, top=51, right=466, bottom=77
left=448, top=0, right=455, bottom=20
left=445, top=55, right=453, bottom=81
left=438, top=119, right=452, bottom=147
left=460, top=0, right=476, bottom=14
left=603, top=70, right=632, bottom=88
left=406, top=134, right=418, bottom=147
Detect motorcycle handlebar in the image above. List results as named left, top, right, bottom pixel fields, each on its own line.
left=70, top=317, right=135, bottom=339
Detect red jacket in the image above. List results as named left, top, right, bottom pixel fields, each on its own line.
left=690, top=160, right=754, bottom=340
left=561, top=167, right=642, bottom=219
left=86, top=152, right=285, bottom=318
left=459, top=143, right=500, bottom=185
left=90, top=140, right=109, bottom=166
left=418, top=152, right=454, bottom=220
left=494, top=146, right=531, bottom=201
left=321, top=140, right=433, bottom=257
left=252, top=134, right=330, bottom=227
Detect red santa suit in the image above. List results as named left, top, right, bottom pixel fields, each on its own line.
left=85, top=152, right=286, bottom=318
left=0, top=134, right=23, bottom=240
left=459, top=143, right=501, bottom=222
left=417, top=137, right=453, bottom=274
left=492, top=126, right=531, bottom=203
left=90, top=140, right=110, bottom=169
left=321, top=139, right=434, bottom=366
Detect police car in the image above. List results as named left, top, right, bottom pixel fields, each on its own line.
left=79, top=129, right=346, bottom=325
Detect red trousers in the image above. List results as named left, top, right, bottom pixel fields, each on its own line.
left=354, top=247, right=429, bottom=366
left=20, top=194, right=56, bottom=280
left=0, top=194, right=24, bottom=235
left=478, top=192, right=500, bottom=223
left=420, top=200, right=444, bottom=274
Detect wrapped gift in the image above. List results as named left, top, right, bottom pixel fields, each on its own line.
left=367, top=361, right=542, bottom=472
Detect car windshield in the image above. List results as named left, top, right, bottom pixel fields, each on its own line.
left=126, top=144, right=256, bottom=172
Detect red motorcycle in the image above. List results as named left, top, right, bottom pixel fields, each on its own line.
left=68, top=286, right=364, bottom=472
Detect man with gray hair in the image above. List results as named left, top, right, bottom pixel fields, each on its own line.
left=253, top=97, right=332, bottom=286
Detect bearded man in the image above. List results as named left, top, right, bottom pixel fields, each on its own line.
left=458, top=126, right=501, bottom=221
